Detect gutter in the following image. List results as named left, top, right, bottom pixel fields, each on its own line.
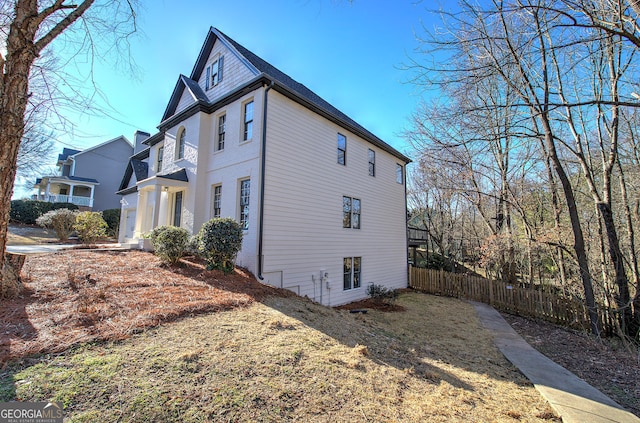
left=257, top=80, right=275, bottom=280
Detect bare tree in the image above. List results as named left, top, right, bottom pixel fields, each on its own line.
left=0, top=1, right=137, bottom=292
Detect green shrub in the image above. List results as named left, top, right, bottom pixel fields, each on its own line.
left=51, top=202, right=79, bottom=211
left=101, top=208, right=121, bottom=237
left=419, top=253, right=453, bottom=271
left=74, top=211, right=108, bottom=244
left=185, top=234, right=201, bottom=256
left=10, top=200, right=78, bottom=224
left=197, top=218, right=243, bottom=274
left=366, top=283, right=398, bottom=304
left=149, top=225, right=190, bottom=265
left=35, top=208, right=78, bottom=241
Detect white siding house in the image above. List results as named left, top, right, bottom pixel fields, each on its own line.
left=117, top=27, right=411, bottom=306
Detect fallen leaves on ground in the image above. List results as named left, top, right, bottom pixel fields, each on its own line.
left=1, top=250, right=291, bottom=364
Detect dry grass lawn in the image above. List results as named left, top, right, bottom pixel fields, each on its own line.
left=7, top=224, right=57, bottom=245
left=0, top=249, right=558, bottom=422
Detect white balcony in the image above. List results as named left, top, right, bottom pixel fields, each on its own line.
left=36, top=193, right=93, bottom=207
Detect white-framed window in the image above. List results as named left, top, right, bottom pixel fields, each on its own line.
left=396, top=163, right=403, bottom=184
left=157, top=146, right=164, bottom=172
left=343, top=196, right=361, bottom=229
left=337, top=133, right=346, bottom=165
left=368, top=149, right=375, bottom=177
left=243, top=101, right=254, bottom=141
left=239, top=179, right=250, bottom=230
left=205, top=56, right=224, bottom=90
left=212, top=185, right=222, bottom=218
left=173, top=191, right=184, bottom=227
left=343, top=257, right=361, bottom=290
left=217, top=114, right=226, bottom=151
left=176, top=128, right=186, bottom=160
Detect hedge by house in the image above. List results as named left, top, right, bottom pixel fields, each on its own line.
left=101, top=208, right=121, bottom=237
left=10, top=200, right=78, bottom=224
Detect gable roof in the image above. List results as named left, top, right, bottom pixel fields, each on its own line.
left=72, top=135, right=133, bottom=157
left=117, top=148, right=150, bottom=194
left=160, top=27, right=411, bottom=163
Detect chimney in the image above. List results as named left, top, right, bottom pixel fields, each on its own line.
left=133, top=130, right=150, bottom=154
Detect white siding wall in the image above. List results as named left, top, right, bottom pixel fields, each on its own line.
left=198, top=40, right=257, bottom=103
left=118, top=192, right=139, bottom=243
left=196, top=90, right=263, bottom=274
left=262, top=91, right=408, bottom=306
left=175, top=90, right=197, bottom=115
left=161, top=112, right=204, bottom=235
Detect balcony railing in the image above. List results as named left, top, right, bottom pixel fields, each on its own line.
left=35, top=194, right=93, bottom=207
left=408, top=227, right=428, bottom=246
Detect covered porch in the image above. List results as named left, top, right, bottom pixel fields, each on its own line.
left=131, top=169, right=189, bottom=241
left=33, top=176, right=99, bottom=208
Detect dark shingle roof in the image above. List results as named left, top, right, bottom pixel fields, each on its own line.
left=117, top=154, right=150, bottom=193
left=181, top=75, right=209, bottom=102
left=131, top=160, right=149, bottom=182
left=216, top=28, right=410, bottom=163
left=67, top=175, right=99, bottom=183
left=158, top=168, right=188, bottom=182
left=57, top=148, right=81, bottom=163
left=161, top=27, right=410, bottom=163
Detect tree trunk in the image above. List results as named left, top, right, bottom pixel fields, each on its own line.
left=541, top=126, right=600, bottom=335
left=616, top=159, right=640, bottom=336
left=0, top=0, right=96, bottom=289
left=598, top=202, right=635, bottom=334
left=0, top=3, right=38, bottom=288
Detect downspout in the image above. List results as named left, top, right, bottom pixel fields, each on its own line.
left=404, top=163, right=410, bottom=287
left=257, top=79, right=275, bottom=280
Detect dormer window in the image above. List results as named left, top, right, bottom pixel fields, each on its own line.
left=205, top=56, right=224, bottom=90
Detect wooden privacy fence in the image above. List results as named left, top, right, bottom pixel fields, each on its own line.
left=409, top=266, right=614, bottom=333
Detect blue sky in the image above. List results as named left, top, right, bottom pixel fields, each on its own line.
left=16, top=0, right=447, bottom=197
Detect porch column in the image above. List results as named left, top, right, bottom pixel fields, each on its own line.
left=133, top=190, right=145, bottom=238
left=68, top=183, right=75, bottom=204
left=44, top=181, right=50, bottom=202
left=88, top=185, right=95, bottom=208
left=151, top=185, right=162, bottom=228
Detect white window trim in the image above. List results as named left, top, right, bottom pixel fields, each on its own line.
left=216, top=113, right=226, bottom=152
left=241, top=99, right=255, bottom=143
left=175, top=127, right=186, bottom=162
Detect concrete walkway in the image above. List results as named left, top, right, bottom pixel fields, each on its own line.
left=472, top=302, right=640, bottom=423
left=7, top=244, right=73, bottom=254
left=7, top=243, right=129, bottom=254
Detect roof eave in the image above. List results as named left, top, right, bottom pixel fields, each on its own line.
left=267, top=77, right=411, bottom=163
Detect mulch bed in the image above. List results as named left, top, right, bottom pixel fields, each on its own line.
left=0, top=250, right=291, bottom=366
left=334, top=297, right=407, bottom=312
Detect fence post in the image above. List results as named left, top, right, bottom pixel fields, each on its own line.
left=488, top=277, right=494, bottom=306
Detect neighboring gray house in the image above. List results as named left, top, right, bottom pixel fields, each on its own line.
left=34, top=135, right=137, bottom=211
